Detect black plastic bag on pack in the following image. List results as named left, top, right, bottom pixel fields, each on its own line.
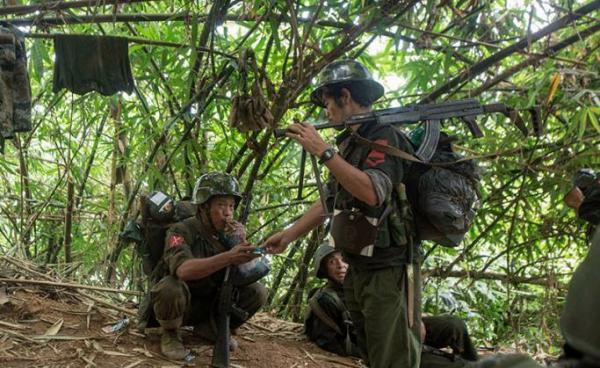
left=410, top=150, right=482, bottom=247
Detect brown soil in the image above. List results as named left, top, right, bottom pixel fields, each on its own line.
left=0, top=288, right=363, bottom=368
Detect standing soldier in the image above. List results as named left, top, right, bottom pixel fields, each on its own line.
left=265, top=59, right=422, bottom=368
left=139, top=172, right=268, bottom=360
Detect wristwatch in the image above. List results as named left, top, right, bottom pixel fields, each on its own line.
left=318, top=147, right=336, bottom=164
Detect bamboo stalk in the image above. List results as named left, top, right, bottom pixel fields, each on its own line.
left=63, top=176, right=74, bottom=264
left=422, top=0, right=600, bottom=102
left=0, top=278, right=142, bottom=296
left=0, top=0, right=155, bottom=16
left=24, top=33, right=236, bottom=59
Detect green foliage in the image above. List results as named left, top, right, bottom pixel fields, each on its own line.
left=0, top=0, right=598, bottom=356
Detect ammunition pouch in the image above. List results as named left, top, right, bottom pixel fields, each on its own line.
left=331, top=208, right=379, bottom=257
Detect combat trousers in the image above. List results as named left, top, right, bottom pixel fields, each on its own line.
left=344, top=264, right=422, bottom=368
left=423, top=315, right=478, bottom=361
left=151, top=275, right=267, bottom=330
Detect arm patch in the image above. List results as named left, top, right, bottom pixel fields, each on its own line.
left=168, top=234, right=185, bottom=248
left=365, top=139, right=388, bottom=167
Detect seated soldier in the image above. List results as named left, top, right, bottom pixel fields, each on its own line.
left=139, top=172, right=268, bottom=360
left=305, top=243, right=478, bottom=367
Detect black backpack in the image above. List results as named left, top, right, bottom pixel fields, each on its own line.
left=120, top=191, right=197, bottom=275
left=354, top=131, right=482, bottom=247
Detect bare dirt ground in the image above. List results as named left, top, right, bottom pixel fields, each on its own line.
left=0, top=284, right=363, bottom=368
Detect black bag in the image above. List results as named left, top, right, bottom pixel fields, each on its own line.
left=120, top=192, right=197, bottom=275
left=408, top=149, right=481, bottom=247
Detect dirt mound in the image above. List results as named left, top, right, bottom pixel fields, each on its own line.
left=0, top=256, right=363, bottom=367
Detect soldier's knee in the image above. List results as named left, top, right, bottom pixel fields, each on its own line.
left=152, top=276, right=190, bottom=320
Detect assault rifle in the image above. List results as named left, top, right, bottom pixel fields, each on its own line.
left=211, top=266, right=248, bottom=368
left=274, top=98, right=541, bottom=161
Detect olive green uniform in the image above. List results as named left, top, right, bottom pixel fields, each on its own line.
left=139, top=214, right=267, bottom=331
left=560, top=181, right=600, bottom=367
left=327, top=120, right=422, bottom=368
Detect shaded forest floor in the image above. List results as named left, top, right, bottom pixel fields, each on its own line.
left=0, top=255, right=363, bottom=368
left=0, top=289, right=360, bottom=367
left=0, top=255, right=551, bottom=367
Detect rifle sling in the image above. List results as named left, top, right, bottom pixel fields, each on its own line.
left=351, top=132, right=474, bottom=166
left=308, top=291, right=355, bottom=355
left=308, top=295, right=343, bottom=335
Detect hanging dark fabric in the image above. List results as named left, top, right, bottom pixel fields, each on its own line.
left=52, top=35, right=134, bottom=96
left=0, top=21, right=32, bottom=140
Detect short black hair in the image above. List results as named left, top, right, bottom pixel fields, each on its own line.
left=322, top=81, right=373, bottom=108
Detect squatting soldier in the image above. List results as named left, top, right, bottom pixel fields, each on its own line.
left=305, top=243, right=478, bottom=368
left=265, top=59, right=422, bottom=367
left=139, top=172, right=267, bottom=360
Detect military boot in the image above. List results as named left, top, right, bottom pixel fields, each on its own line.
left=157, top=317, right=188, bottom=360
left=161, top=329, right=189, bottom=360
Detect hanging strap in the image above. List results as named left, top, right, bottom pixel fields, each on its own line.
left=308, top=292, right=343, bottom=335
left=308, top=288, right=354, bottom=355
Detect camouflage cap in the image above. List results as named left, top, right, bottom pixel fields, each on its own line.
left=313, top=243, right=339, bottom=279
left=310, top=59, right=384, bottom=108
left=192, top=172, right=243, bottom=206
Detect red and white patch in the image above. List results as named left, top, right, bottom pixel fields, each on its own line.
left=366, top=139, right=388, bottom=167
left=168, top=234, right=185, bottom=248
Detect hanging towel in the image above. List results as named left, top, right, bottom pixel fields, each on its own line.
left=0, top=22, right=32, bottom=139
left=52, top=35, right=134, bottom=96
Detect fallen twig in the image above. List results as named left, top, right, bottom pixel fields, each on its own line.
left=0, top=277, right=142, bottom=296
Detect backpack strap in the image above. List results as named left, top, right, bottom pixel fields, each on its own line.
left=308, top=289, right=343, bottom=335
left=308, top=287, right=355, bottom=355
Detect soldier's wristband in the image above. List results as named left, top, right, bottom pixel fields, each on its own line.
left=318, top=147, right=336, bottom=164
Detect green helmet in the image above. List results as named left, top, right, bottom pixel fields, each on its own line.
left=313, top=243, right=339, bottom=279
left=310, top=59, right=384, bottom=108
left=192, top=172, right=243, bottom=206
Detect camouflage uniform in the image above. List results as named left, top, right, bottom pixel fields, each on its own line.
left=0, top=22, right=32, bottom=140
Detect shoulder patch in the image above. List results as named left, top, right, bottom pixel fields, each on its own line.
left=167, top=234, right=185, bottom=248
left=366, top=139, right=388, bottom=167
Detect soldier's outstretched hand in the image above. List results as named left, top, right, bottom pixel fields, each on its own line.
left=262, top=231, right=291, bottom=254
left=228, top=243, right=260, bottom=265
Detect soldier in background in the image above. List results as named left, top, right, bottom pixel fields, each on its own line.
left=305, top=243, right=479, bottom=368
left=559, top=169, right=600, bottom=368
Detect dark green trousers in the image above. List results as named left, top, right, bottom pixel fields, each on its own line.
left=151, top=275, right=267, bottom=330
left=344, top=264, right=422, bottom=368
